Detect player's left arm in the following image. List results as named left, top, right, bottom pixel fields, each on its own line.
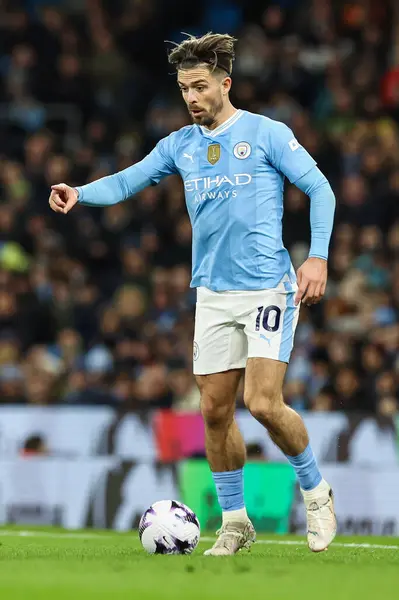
left=294, top=167, right=335, bottom=306
left=267, top=122, right=335, bottom=307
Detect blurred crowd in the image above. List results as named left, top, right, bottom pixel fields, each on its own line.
left=0, top=0, right=397, bottom=413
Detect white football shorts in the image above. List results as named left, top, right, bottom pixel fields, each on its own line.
left=193, top=280, right=300, bottom=375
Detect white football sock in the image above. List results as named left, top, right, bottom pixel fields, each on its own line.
left=301, top=478, right=330, bottom=501
left=222, top=507, right=248, bottom=524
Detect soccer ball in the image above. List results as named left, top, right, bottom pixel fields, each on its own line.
left=139, top=500, right=200, bottom=555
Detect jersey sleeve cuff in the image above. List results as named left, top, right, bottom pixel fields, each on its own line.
left=75, top=187, right=83, bottom=203
left=308, top=252, right=328, bottom=261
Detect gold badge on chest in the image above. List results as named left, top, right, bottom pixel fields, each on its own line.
left=207, top=143, right=221, bottom=165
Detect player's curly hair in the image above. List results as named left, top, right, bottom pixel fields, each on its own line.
left=167, top=32, right=237, bottom=76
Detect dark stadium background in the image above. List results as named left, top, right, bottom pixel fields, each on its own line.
left=0, top=0, right=397, bottom=534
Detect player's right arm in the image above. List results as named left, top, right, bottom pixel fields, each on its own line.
left=49, top=134, right=177, bottom=214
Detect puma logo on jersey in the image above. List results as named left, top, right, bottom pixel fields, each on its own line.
left=260, top=334, right=272, bottom=346
left=183, top=153, right=194, bottom=163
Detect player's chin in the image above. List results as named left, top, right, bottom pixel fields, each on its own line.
left=191, top=111, right=210, bottom=125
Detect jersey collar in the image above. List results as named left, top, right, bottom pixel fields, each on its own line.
left=200, top=110, right=244, bottom=138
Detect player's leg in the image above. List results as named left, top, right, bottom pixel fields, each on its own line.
left=193, top=288, right=255, bottom=555
left=242, top=289, right=336, bottom=552
left=245, top=359, right=310, bottom=455
left=197, top=370, right=245, bottom=473
left=244, top=358, right=336, bottom=552
left=196, top=371, right=256, bottom=556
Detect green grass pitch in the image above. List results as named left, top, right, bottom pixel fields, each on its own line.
left=0, top=528, right=398, bottom=599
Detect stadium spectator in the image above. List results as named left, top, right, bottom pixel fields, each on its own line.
left=20, top=434, right=49, bottom=457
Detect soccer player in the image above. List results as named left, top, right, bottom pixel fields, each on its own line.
left=49, top=33, right=337, bottom=555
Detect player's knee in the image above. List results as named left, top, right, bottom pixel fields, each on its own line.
left=244, top=385, right=283, bottom=426
left=201, top=394, right=233, bottom=428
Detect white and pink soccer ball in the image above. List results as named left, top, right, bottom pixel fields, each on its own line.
left=139, top=500, right=200, bottom=555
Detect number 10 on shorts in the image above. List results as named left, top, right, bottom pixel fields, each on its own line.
left=255, top=305, right=281, bottom=333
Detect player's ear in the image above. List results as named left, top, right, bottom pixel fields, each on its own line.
left=222, top=77, right=232, bottom=95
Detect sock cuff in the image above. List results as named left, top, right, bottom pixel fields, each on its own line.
left=286, top=444, right=313, bottom=466
left=212, top=468, right=243, bottom=478
left=212, top=469, right=244, bottom=485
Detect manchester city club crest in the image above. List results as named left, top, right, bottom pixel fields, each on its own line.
left=207, top=143, right=221, bottom=165
left=233, top=141, right=251, bottom=159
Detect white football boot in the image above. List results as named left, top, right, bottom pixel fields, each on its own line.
left=204, top=520, right=256, bottom=556
left=303, top=481, right=337, bottom=552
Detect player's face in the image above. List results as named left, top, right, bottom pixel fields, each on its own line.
left=177, top=67, right=229, bottom=128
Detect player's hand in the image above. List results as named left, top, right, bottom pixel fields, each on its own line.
left=49, top=183, right=79, bottom=214
left=295, top=257, right=327, bottom=306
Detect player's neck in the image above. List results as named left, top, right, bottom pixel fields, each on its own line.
left=205, top=103, right=238, bottom=131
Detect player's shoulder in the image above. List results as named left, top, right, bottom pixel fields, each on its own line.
left=242, top=113, right=294, bottom=154
left=156, top=125, right=198, bottom=158
left=243, top=112, right=292, bottom=136
left=167, top=124, right=198, bottom=143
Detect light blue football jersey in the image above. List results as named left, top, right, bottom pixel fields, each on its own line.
left=134, top=110, right=317, bottom=291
